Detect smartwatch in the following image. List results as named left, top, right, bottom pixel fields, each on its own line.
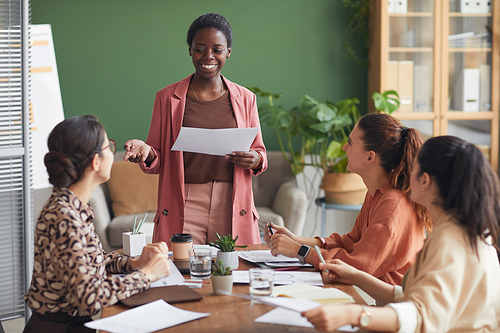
left=359, top=305, right=371, bottom=328
left=297, top=245, right=310, bottom=265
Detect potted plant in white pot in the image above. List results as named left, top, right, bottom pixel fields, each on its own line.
left=209, top=233, right=247, bottom=271
left=250, top=87, right=400, bottom=204
left=211, top=260, right=233, bottom=296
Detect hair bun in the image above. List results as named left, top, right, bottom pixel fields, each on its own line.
left=44, top=151, right=78, bottom=188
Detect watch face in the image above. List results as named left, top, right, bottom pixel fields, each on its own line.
left=298, top=245, right=309, bottom=256
left=360, top=313, right=370, bottom=327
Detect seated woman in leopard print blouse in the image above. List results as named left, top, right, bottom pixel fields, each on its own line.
left=23, top=116, right=171, bottom=333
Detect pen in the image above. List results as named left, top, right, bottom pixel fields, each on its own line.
left=268, top=222, right=274, bottom=235
left=314, top=245, right=329, bottom=273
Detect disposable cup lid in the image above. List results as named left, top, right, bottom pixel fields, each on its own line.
left=170, top=233, right=193, bottom=243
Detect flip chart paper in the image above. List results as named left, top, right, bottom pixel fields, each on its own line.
left=84, top=299, right=209, bottom=332
left=171, top=127, right=259, bottom=156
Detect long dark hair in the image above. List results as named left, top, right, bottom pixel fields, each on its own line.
left=44, top=115, right=105, bottom=188
left=357, top=113, right=432, bottom=230
left=417, top=136, right=500, bottom=253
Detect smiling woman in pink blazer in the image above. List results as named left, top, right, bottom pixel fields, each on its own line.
left=123, top=13, right=267, bottom=246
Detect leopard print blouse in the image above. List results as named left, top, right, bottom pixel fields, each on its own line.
left=24, top=187, right=150, bottom=317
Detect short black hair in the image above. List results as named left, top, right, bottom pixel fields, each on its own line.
left=187, top=13, right=233, bottom=48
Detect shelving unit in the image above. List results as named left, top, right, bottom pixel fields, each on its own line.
left=368, top=0, right=499, bottom=172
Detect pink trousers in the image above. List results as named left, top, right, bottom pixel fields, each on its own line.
left=183, top=181, right=233, bottom=244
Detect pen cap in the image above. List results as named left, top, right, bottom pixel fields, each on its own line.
left=170, top=233, right=193, bottom=261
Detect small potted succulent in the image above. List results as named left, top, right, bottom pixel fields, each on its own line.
left=209, top=233, right=247, bottom=271
left=211, top=260, right=233, bottom=296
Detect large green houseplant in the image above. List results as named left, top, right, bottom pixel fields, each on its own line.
left=250, top=87, right=400, bottom=204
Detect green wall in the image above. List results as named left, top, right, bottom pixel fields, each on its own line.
left=31, top=0, right=367, bottom=151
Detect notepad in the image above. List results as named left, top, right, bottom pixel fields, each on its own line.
left=273, top=283, right=354, bottom=305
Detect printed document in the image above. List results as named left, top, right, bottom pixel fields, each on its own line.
left=232, top=270, right=324, bottom=286
left=171, top=127, right=259, bottom=156
left=84, top=299, right=209, bottom=332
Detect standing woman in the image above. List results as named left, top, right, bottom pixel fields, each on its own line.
left=266, top=113, right=432, bottom=285
left=124, top=13, right=267, bottom=245
left=23, top=116, right=170, bottom=333
left=303, top=136, right=500, bottom=332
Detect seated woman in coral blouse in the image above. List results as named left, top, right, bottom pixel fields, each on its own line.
left=265, top=113, right=432, bottom=285
left=303, top=136, right=500, bottom=332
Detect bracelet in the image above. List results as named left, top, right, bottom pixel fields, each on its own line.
left=253, top=151, right=263, bottom=169
left=313, top=236, right=326, bottom=249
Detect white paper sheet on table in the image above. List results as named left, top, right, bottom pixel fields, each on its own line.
left=232, top=270, right=324, bottom=286
left=84, top=299, right=210, bottom=333
left=112, top=259, right=185, bottom=288
left=255, top=307, right=359, bottom=332
left=171, top=127, right=259, bottom=156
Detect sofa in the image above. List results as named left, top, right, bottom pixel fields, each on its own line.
left=90, top=151, right=307, bottom=252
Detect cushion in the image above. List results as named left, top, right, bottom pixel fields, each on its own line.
left=107, top=160, right=159, bottom=217
left=255, top=207, right=285, bottom=234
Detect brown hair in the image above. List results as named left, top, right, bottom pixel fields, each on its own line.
left=357, top=113, right=433, bottom=231
left=417, top=136, right=500, bottom=253
left=44, top=115, right=105, bottom=188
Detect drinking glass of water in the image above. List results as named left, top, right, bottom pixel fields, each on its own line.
left=249, top=268, right=274, bottom=297
left=188, top=248, right=212, bottom=279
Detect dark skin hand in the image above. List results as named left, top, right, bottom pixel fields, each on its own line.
left=225, top=150, right=261, bottom=169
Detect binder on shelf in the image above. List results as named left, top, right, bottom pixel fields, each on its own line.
left=460, top=0, right=474, bottom=13
left=477, top=0, right=491, bottom=13
left=387, top=61, right=398, bottom=92
left=394, top=0, right=407, bottom=13
left=479, top=64, right=491, bottom=111
left=387, top=61, right=414, bottom=112
left=387, top=0, right=395, bottom=13
left=486, top=0, right=492, bottom=13
left=453, top=68, right=480, bottom=112
left=398, top=61, right=414, bottom=112
left=414, top=65, right=431, bottom=112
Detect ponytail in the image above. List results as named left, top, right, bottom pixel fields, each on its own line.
left=418, top=136, right=500, bottom=253
left=358, top=113, right=433, bottom=231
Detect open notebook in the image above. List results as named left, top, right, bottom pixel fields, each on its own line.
left=273, top=283, right=354, bottom=305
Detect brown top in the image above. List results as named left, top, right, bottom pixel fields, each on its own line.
left=24, top=188, right=150, bottom=317
left=313, top=185, right=425, bottom=285
left=183, top=92, right=237, bottom=183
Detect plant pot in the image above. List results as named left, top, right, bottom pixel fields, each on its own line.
left=216, top=251, right=239, bottom=271
left=211, top=274, right=233, bottom=295
left=321, top=172, right=367, bottom=205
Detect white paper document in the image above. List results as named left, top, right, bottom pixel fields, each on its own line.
left=171, top=127, right=259, bottom=156
left=84, top=299, right=210, bottom=332
left=255, top=307, right=359, bottom=332
left=112, top=259, right=185, bottom=288
left=232, top=270, right=324, bottom=286
left=150, top=259, right=185, bottom=287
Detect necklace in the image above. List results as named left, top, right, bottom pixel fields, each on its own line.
left=190, top=82, right=224, bottom=100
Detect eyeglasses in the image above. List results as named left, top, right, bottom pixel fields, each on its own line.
left=102, top=139, right=117, bottom=154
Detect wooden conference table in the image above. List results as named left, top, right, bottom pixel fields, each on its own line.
left=101, top=244, right=367, bottom=333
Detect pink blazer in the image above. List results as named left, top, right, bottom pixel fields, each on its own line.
left=140, top=75, right=267, bottom=245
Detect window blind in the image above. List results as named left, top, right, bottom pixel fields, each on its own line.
left=0, top=0, right=30, bottom=320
